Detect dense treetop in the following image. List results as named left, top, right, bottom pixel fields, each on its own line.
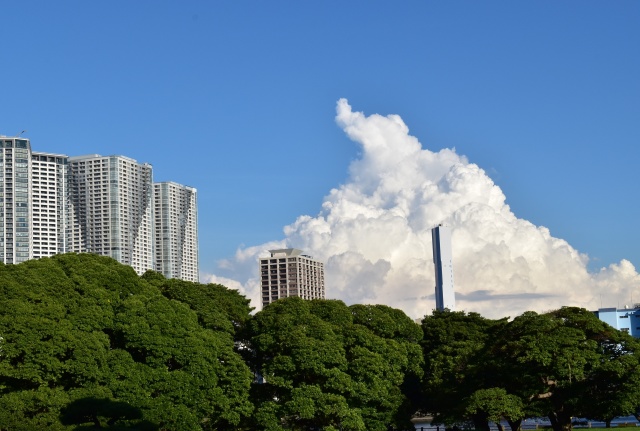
left=247, top=297, right=423, bottom=431
left=1, top=253, right=640, bottom=431
left=0, top=254, right=253, bottom=431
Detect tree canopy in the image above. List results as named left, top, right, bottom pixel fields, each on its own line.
left=420, top=307, right=640, bottom=431
left=0, top=253, right=253, bottom=431
left=2, top=254, right=640, bottom=431
left=247, top=297, right=423, bottom=431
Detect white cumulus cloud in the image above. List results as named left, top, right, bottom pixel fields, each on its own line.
left=213, top=99, right=640, bottom=319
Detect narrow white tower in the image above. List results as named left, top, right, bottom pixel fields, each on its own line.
left=153, top=182, right=199, bottom=282
left=68, top=154, right=154, bottom=275
left=432, top=224, right=455, bottom=311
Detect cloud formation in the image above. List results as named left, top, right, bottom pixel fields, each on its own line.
left=205, top=99, right=640, bottom=319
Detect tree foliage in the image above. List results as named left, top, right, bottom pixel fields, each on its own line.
left=247, top=297, right=423, bottom=431
left=420, top=310, right=506, bottom=429
left=466, top=388, right=523, bottom=431
left=2, top=254, right=640, bottom=431
left=494, top=307, right=640, bottom=431
left=152, top=275, right=253, bottom=339
left=420, top=307, right=640, bottom=431
left=0, top=254, right=253, bottom=431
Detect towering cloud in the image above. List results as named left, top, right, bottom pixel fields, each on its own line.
left=207, top=99, right=640, bottom=319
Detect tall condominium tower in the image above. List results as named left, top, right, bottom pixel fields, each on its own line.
left=31, top=151, right=69, bottom=259
left=153, top=182, right=199, bottom=282
left=259, top=248, right=325, bottom=308
left=68, top=155, right=154, bottom=275
left=432, top=224, right=455, bottom=311
left=0, top=137, right=33, bottom=264
left=0, top=134, right=198, bottom=280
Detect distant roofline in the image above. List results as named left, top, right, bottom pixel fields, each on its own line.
left=596, top=306, right=640, bottom=312
left=269, top=248, right=304, bottom=257
left=68, top=154, right=103, bottom=160
left=154, top=181, right=197, bottom=191
left=262, top=248, right=320, bottom=261
left=32, top=151, right=69, bottom=158
left=68, top=154, right=151, bottom=165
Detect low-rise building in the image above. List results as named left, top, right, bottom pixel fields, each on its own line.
left=595, top=306, right=640, bottom=338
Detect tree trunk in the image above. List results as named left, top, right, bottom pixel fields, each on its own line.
left=497, top=423, right=505, bottom=431
left=605, top=419, right=612, bottom=428
left=507, top=418, right=522, bottom=431
left=92, top=414, right=102, bottom=429
left=548, top=411, right=572, bottom=431
left=471, top=413, right=491, bottom=431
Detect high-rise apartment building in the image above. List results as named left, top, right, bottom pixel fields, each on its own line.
left=0, top=137, right=33, bottom=264
left=259, top=248, right=325, bottom=308
left=68, top=155, right=154, bottom=275
left=153, top=182, right=198, bottom=282
left=0, top=135, right=198, bottom=280
left=31, top=151, right=69, bottom=259
left=0, top=137, right=69, bottom=264
left=432, top=224, right=455, bottom=311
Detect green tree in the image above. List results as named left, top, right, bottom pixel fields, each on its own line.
left=582, top=346, right=640, bottom=427
left=420, top=309, right=504, bottom=430
left=248, top=297, right=357, bottom=430
left=0, top=254, right=128, bottom=430
left=59, top=396, right=156, bottom=430
left=493, top=307, right=640, bottom=431
left=108, top=293, right=254, bottom=430
left=553, top=308, right=640, bottom=428
left=0, top=253, right=254, bottom=430
left=465, top=388, right=524, bottom=431
left=347, top=304, right=424, bottom=429
left=247, top=297, right=422, bottom=431
left=152, top=275, right=253, bottom=339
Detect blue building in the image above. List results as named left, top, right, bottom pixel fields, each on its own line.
left=595, top=306, right=640, bottom=338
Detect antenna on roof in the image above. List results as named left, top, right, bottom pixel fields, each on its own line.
left=15, top=130, right=27, bottom=137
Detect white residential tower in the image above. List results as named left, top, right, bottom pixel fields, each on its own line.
left=153, top=182, right=199, bottom=282
left=68, top=155, right=154, bottom=275
left=0, top=135, right=199, bottom=281
left=31, top=151, right=69, bottom=259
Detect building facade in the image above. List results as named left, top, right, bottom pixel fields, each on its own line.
left=31, top=151, right=69, bottom=259
left=0, top=138, right=70, bottom=264
left=0, top=137, right=34, bottom=264
left=259, top=248, right=325, bottom=308
left=432, top=224, right=455, bottom=311
left=0, top=135, right=198, bottom=280
left=68, top=155, right=154, bottom=275
left=595, top=306, right=640, bottom=338
left=153, top=182, right=199, bottom=282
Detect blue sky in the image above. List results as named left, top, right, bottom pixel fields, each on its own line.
left=2, top=1, right=639, bottom=293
